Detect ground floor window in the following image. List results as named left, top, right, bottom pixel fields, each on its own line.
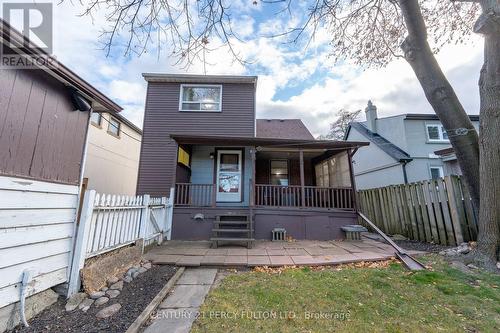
left=430, top=166, right=444, bottom=179
left=270, top=160, right=289, bottom=186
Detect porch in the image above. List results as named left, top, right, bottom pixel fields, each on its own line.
left=144, top=237, right=406, bottom=267
left=172, top=135, right=367, bottom=210
left=169, top=135, right=368, bottom=241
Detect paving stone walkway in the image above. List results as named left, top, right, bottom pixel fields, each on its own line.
left=143, top=268, right=217, bottom=333
left=145, top=238, right=423, bottom=267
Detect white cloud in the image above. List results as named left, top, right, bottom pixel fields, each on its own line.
left=108, top=80, right=146, bottom=104
left=257, top=37, right=483, bottom=137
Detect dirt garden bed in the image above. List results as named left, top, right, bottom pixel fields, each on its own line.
left=10, top=265, right=177, bottom=333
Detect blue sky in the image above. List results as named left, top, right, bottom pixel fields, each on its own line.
left=3, top=0, right=482, bottom=137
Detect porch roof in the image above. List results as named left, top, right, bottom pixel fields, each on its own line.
left=170, top=134, right=369, bottom=151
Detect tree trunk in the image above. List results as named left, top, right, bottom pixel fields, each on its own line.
left=398, top=0, right=499, bottom=269
left=397, top=0, right=481, bottom=213
left=473, top=0, right=500, bottom=269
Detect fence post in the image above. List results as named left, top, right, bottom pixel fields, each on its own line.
left=166, top=187, right=174, bottom=240
left=67, top=189, right=96, bottom=297
left=139, top=194, right=150, bottom=253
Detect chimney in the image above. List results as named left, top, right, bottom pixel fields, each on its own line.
left=365, top=100, right=377, bottom=133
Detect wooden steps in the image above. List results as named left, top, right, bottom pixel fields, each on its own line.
left=211, top=214, right=254, bottom=248
left=212, top=229, right=254, bottom=233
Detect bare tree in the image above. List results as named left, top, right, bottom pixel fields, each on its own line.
left=318, top=108, right=362, bottom=140
left=75, top=0, right=499, bottom=269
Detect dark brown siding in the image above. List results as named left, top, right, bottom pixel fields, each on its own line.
left=137, top=82, right=256, bottom=195
left=255, top=158, right=314, bottom=186
left=0, top=68, right=88, bottom=184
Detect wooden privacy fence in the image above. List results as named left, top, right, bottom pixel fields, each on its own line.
left=357, top=176, right=478, bottom=246
left=68, top=188, right=174, bottom=296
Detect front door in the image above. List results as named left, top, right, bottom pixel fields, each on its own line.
left=216, top=150, right=242, bottom=202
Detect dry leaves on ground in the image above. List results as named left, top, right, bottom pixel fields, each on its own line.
left=253, top=259, right=399, bottom=275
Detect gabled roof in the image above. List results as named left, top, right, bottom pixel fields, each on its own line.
left=346, top=122, right=412, bottom=162
left=0, top=19, right=122, bottom=112
left=256, top=119, right=314, bottom=140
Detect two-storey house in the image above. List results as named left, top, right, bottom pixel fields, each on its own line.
left=345, top=101, right=479, bottom=190
left=136, top=74, right=368, bottom=245
left=85, top=111, right=142, bottom=195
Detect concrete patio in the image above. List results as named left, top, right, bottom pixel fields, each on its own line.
left=145, top=237, right=419, bottom=267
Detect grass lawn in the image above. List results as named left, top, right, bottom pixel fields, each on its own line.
left=191, top=255, right=500, bottom=333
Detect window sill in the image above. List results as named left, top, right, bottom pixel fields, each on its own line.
left=91, top=122, right=102, bottom=129
left=179, top=110, right=222, bottom=113
left=426, top=140, right=450, bottom=144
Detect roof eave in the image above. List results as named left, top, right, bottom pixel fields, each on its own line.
left=0, top=20, right=122, bottom=113
left=143, top=73, right=258, bottom=85
left=170, top=134, right=369, bottom=149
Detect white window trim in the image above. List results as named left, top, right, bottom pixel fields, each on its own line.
left=426, top=124, right=449, bottom=142
left=429, top=166, right=444, bottom=179
left=179, top=84, right=223, bottom=112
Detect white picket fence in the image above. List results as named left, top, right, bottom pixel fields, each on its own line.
left=67, top=188, right=174, bottom=296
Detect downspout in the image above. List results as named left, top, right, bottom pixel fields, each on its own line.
left=401, top=160, right=409, bottom=184
left=20, top=270, right=33, bottom=327
left=67, top=106, right=92, bottom=298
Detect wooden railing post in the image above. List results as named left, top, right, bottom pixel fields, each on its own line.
left=299, top=150, right=305, bottom=207
left=211, top=184, right=216, bottom=207
left=68, top=189, right=96, bottom=297
left=348, top=149, right=358, bottom=211
left=250, top=148, right=256, bottom=207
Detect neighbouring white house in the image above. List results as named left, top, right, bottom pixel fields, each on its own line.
left=84, top=111, right=142, bottom=195
left=345, top=101, right=479, bottom=190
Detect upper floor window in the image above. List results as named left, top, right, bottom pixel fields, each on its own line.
left=108, top=117, right=121, bottom=137
left=91, top=112, right=102, bottom=126
left=426, top=124, right=448, bottom=142
left=179, top=85, right=222, bottom=112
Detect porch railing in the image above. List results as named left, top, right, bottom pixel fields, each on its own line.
left=254, top=184, right=354, bottom=210
left=255, top=184, right=302, bottom=207
left=175, top=183, right=215, bottom=207
left=303, top=186, right=354, bottom=209
left=174, top=183, right=355, bottom=210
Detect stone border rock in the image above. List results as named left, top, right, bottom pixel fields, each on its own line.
left=125, top=267, right=186, bottom=333
left=65, top=259, right=154, bottom=315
